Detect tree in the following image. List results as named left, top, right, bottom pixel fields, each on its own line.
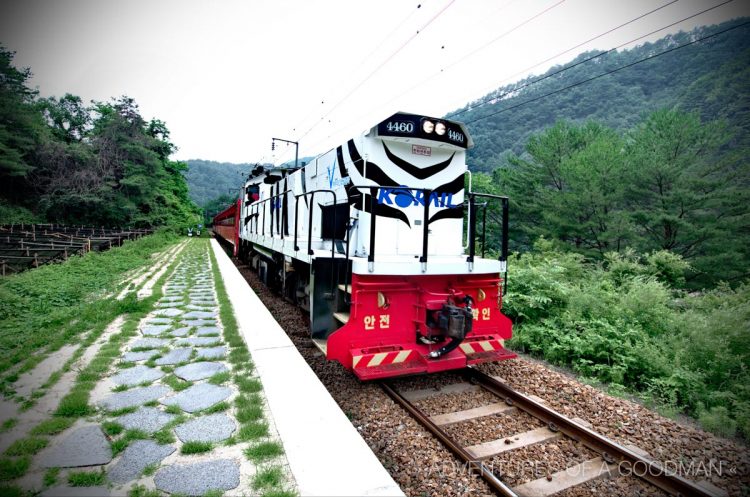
left=38, top=94, right=90, bottom=143
left=624, top=109, right=748, bottom=284
left=503, top=121, right=630, bottom=257
left=0, top=46, right=46, bottom=202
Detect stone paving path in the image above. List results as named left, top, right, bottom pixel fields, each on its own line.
left=24, top=241, right=293, bottom=496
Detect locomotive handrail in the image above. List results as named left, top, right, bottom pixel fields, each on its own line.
left=466, top=192, right=509, bottom=294
left=251, top=197, right=273, bottom=237
left=264, top=189, right=291, bottom=239
left=293, top=189, right=339, bottom=300
left=292, top=189, right=338, bottom=259
left=466, top=192, right=509, bottom=264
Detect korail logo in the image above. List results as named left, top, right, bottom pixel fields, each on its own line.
left=377, top=187, right=458, bottom=208
left=326, top=158, right=351, bottom=189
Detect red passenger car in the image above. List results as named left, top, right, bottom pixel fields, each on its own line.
left=212, top=199, right=241, bottom=257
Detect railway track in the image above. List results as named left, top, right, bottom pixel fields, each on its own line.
left=228, top=251, right=744, bottom=497
left=382, top=368, right=722, bottom=497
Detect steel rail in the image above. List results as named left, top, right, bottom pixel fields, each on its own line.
left=380, top=381, right=519, bottom=497
left=463, top=368, right=719, bottom=497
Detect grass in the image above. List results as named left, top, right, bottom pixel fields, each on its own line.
left=0, top=484, right=24, bottom=497
left=180, top=441, right=213, bottom=454
left=142, top=463, right=158, bottom=476
left=143, top=400, right=159, bottom=407
left=123, top=429, right=149, bottom=442
left=208, top=371, right=231, bottom=385
left=201, top=401, right=230, bottom=414
left=112, top=384, right=130, bottom=392
left=30, top=417, right=74, bottom=436
left=128, top=484, right=162, bottom=497
left=152, top=428, right=175, bottom=445
left=67, top=470, right=106, bottom=486
left=237, top=422, right=269, bottom=441
left=54, top=390, right=91, bottom=417
left=0, top=230, right=177, bottom=391
left=102, top=421, right=124, bottom=437
left=244, top=441, right=283, bottom=463
left=0, top=419, right=17, bottom=433
left=235, top=376, right=262, bottom=394
left=3, top=437, right=48, bottom=456
left=235, top=394, right=262, bottom=409
left=110, top=406, right=138, bottom=416
left=43, top=467, right=59, bottom=487
left=228, top=348, right=250, bottom=364
left=236, top=404, right=264, bottom=423
left=131, top=346, right=158, bottom=352
left=164, top=404, right=182, bottom=415
left=261, top=490, right=298, bottom=497
left=110, top=439, right=129, bottom=456
left=162, top=374, right=191, bottom=391
left=251, top=466, right=283, bottom=491
left=0, top=457, right=30, bottom=481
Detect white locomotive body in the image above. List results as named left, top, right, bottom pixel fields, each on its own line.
left=237, top=112, right=514, bottom=380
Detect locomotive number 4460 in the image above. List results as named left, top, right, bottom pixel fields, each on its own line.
left=386, top=121, right=414, bottom=133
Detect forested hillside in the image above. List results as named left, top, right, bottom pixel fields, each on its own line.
left=184, top=157, right=315, bottom=209
left=459, top=19, right=750, bottom=171
left=0, top=48, right=198, bottom=228
left=183, top=160, right=254, bottom=207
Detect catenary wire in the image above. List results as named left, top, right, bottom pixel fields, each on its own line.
left=301, top=0, right=568, bottom=155
left=449, top=0, right=734, bottom=119
left=285, top=2, right=426, bottom=138
left=293, top=0, right=457, bottom=145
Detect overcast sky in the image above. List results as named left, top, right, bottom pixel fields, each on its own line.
left=1, top=0, right=747, bottom=165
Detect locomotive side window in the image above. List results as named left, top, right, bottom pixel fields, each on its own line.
left=320, top=203, right=349, bottom=240
left=246, top=185, right=259, bottom=202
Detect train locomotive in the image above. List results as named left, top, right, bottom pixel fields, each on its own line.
left=214, top=112, right=515, bottom=380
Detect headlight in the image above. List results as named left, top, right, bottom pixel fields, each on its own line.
left=422, top=120, right=434, bottom=133
left=435, top=122, right=446, bottom=135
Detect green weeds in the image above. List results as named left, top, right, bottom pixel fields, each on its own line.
left=67, top=470, right=106, bottom=486
left=3, top=437, right=47, bottom=456
left=237, top=422, right=269, bottom=441
left=180, top=441, right=213, bottom=454
left=251, top=466, right=283, bottom=491
left=207, top=371, right=231, bottom=385
left=201, top=401, right=230, bottom=414
left=506, top=242, right=750, bottom=439
left=243, top=441, right=283, bottom=463
left=43, top=467, right=59, bottom=487
left=0, top=457, right=30, bottom=481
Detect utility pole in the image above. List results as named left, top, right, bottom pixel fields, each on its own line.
left=271, top=138, right=299, bottom=169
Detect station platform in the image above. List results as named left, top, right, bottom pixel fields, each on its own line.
left=211, top=240, right=405, bottom=497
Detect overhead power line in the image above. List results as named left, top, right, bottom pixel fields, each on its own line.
left=286, top=2, right=425, bottom=138
left=465, top=19, right=750, bottom=125
left=301, top=0, right=567, bottom=154
left=294, top=0, right=457, bottom=145
left=449, top=0, right=734, bottom=119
